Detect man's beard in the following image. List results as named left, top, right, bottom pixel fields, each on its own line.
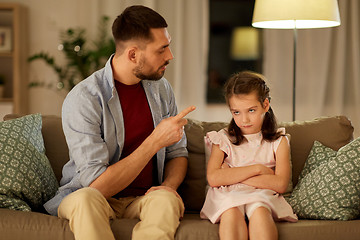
left=133, top=57, right=169, bottom=81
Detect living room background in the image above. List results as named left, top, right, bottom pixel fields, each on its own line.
left=0, top=0, right=358, bottom=137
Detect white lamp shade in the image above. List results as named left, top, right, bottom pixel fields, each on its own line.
left=252, top=0, right=341, bottom=29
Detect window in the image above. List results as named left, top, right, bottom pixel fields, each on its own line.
left=207, top=0, right=262, bottom=103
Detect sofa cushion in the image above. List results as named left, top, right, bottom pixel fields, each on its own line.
left=179, top=119, right=227, bottom=211
left=0, top=208, right=75, bottom=240
left=0, top=114, right=58, bottom=212
left=3, top=114, right=353, bottom=215
left=287, top=138, right=360, bottom=220
left=298, top=141, right=337, bottom=179
left=279, top=116, right=354, bottom=186
left=3, top=114, right=69, bottom=183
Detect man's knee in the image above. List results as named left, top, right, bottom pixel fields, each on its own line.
left=65, top=187, right=104, bottom=204
left=148, top=189, right=180, bottom=203
left=59, top=187, right=110, bottom=217
left=146, top=189, right=184, bottom=213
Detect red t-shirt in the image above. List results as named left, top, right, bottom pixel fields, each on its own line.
left=114, top=80, right=157, bottom=197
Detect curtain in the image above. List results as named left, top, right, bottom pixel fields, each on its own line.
left=263, top=0, right=360, bottom=138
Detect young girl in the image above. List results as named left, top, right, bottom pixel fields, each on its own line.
left=200, top=71, right=297, bottom=240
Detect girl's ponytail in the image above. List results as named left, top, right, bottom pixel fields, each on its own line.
left=262, top=107, right=283, bottom=141
left=228, top=118, right=243, bottom=145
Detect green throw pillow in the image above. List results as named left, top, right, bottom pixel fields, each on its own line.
left=0, top=114, right=59, bottom=212
left=298, top=141, right=337, bottom=179
left=286, top=139, right=360, bottom=220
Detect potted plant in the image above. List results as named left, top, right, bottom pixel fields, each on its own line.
left=28, top=16, right=115, bottom=92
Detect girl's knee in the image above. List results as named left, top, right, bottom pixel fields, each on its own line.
left=246, top=202, right=271, bottom=219
left=252, top=206, right=272, bottom=216
left=221, top=207, right=245, bottom=221
left=219, top=207, right=248, bottom=240
left=248, top=206, right=274, bottom=225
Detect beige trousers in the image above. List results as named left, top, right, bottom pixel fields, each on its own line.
left=58, top=187, right=185, bottom=240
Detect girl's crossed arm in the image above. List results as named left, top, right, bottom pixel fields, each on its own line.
left=241, top=137, right=291, bottom=193
left=207, top=144, right=274, bottom=188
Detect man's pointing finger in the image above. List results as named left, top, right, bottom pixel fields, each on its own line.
left=175, top=106, right=196, bottom=120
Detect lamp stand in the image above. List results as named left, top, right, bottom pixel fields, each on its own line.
left=292, top=27, right=297, bottom=121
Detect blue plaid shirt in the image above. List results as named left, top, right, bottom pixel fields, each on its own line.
left=44, top=55, right=188, bottom=216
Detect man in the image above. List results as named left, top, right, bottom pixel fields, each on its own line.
left=44, top=5, right=195, bottom=240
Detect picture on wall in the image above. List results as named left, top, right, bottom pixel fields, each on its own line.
left=0, top=27, right=12, bottom=52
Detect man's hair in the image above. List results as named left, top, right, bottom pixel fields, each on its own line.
left=112, top=5, right=168, bottom=44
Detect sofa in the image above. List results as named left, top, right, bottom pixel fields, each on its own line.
left=0, top=114, right=359, bottom=240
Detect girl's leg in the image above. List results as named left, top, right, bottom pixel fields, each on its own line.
left=219, top=207, right=248, bottom=240
left=248, top=206, right=278, bottom=240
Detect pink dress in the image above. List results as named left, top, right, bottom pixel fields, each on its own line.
left=200, top=128, right=298, bottom=224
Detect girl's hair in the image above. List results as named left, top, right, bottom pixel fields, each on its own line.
left=224, top=71, right=282, bottom=145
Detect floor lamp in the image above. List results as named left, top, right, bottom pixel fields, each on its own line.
left=251, top=0, right=341, bottom=121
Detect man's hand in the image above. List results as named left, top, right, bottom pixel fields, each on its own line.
left=151, top=106, right=196, bottom=149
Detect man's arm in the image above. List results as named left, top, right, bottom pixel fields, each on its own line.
left=162, top=156, right=188, bottom=190
left=89, top=134, right=162, bottom=199
left=90, top=106, right=195, bottom=199
left=145, top=156, right=188, bottom=198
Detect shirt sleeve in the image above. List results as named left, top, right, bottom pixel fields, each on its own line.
left=161, top=79, right=188, bottom=161
left=61, top=85, right=110, bottom=188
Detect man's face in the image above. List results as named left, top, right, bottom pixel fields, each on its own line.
left=133, top=28, right=173, bottom=80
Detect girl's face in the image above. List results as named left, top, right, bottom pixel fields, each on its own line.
left=228, top=91, right=270, bottom=135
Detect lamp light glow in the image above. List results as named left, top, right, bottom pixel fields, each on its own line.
left=230, top=27, right=260, bottom=60
left=251, top=0, right=341, bottom=121
left=252, top=0, right=341, bottom=29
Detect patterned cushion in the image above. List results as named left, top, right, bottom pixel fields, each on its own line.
left=298, top=141, right=337, bottom=179
left=286, top=139, right=360, bottom=220
left=0, top=114, right=58, bottom=212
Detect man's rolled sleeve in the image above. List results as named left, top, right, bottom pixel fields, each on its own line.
left=62, top=88, right=111, bottom=188
left=165, top=135, right=188, bottom=162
